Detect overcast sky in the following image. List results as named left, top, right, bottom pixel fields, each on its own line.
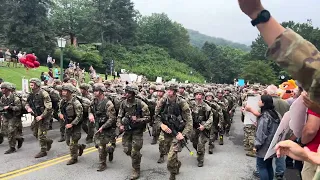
left=132, top=0, right=319, bottom=45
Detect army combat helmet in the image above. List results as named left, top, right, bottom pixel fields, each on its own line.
left=30, top=78, right=41, bottom=87
left=205, top=92, right=214, bottom=98
left=62, top=83, right=75, bottom=93
left=156, top=85, right=165, bottom=92
left=125, top=85, right=138, bottom=94
left=194, top=88, right=204, bottom=95
left=0, top=82, right=13, bottom=90
left=79, top=83, right=91, bottom=91
left=167, top=83, right=178, bottom=92
left=93, top=83, right=106, bottom=92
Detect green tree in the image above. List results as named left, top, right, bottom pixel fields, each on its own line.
left=240, top=60, right=278, bottom=85
left=4, top=0, right=56, bottom=62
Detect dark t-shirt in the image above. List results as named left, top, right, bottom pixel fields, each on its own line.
left=0, top=52, right=3, bottom=58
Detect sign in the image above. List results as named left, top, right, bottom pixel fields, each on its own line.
left=22, top=78, right=29, bottom=93
left=244, top=96, right=260, bottom=125
left=185, top=80, right=189, bottom=84
left=264, top=112, right=291, bottom=160
left=156, top=77, right=162, bottom=83
left=120, top=73, right=138, bottom=82
left=238, top=79, right=245, bottom=87
left=120, top=69, right=126, bottom=73
left=289, top=95, right=307, bottom=138
left=137, top=76, right=142, bottom=83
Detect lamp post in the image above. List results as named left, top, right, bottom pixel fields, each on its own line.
left=57, top=37, right=66, bottom=80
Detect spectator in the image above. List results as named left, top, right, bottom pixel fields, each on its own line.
left=54, top=67, right=59, bottom=79
left=48, top=68, right=54, bottom=79
left=40, top=72, right=46, bottom=81
left=47, top=55, right=53, bottom=69
left=286, top=87, right=303, bottom=106
left=246, top=95, right=281, bottom=180
left=5, top=49, right=11, bottom=67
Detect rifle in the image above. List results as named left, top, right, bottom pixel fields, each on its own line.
left=192, top=115, right=210, bottom=139
left=160, top=114, right=194, bottom=156
left=27, top=94, right=42, bottom=117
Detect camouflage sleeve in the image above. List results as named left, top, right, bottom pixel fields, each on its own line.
left=101, top=100, right=116, bottom=129
left=154, top=98, right=165, bottom=128
left=41, top=91, right=52, bottom=118
left=203, top=105, right=213, bottom=130
left=116, top=101, right=125, bottom=127
left=181, top=100, right=193, bottom=137
left=10, top=96, right=22, bottom=112
left=58, top=99, right=64, bottom=116
left=71, top=100, right=83, bottom=126
left=266, top=28, right=320, bottom=102
left=140, top=101, right=151, bottom=123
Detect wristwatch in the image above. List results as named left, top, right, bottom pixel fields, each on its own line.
left=251, top=10, right=271, bottom=26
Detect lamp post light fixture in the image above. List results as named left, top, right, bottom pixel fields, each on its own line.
left=57, top=37, right=66, bottom=80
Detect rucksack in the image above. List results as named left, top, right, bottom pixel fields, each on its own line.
left=42, top=87, right=61, bottom=109
left=15, top=92, right=28, bottom=115
left=76, top=96, right=91, bottom=112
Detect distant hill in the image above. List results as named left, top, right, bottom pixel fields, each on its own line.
left=188, top=29, right=251, bottom=52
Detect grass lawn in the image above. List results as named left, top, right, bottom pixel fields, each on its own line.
left=0, top=65, right=109, bottom=90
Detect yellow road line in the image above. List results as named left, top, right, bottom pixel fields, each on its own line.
left=0, top=138, right=122, bottom=179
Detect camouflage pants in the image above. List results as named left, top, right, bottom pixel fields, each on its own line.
left=82, top=116, right=94, bottom=139
left=224, top=112, right=231, bottom=133
left=122, top=129, right=143, bottom=170
left=191, top=129, right=208, bottom=163
left=243, top=124, right=256, bottom=149
left=152, top=122, right=161, bottom=140
left=59, top=118, right=65, bottom=137
left=158, top=131, right=173, bottom=156
left=209, top=114, right=221, bottom=145
left=7, top=117, right=22, bottom=148
left=31, top=118, right=51, bottom=152
left=1, top=115, right=8, bottom=137
left=66, top=125, right=81, bottom=160
left=167, top=138, right=182, bottom=174
left=96, top=131, right=115, bottom=164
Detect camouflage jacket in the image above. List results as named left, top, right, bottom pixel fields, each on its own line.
left=266, top=28, right=320, bottom=102
left=26, top=89, right=53, bottom=119
left=204, top=99, right=224, bottom=127
left=0, top=93, right=22, bottom=118
left=189, top=100, right=213, bottom=130
left=59, top=96, right=83, bottom=126
left=154, top=96, right=193, bottom=137
left=89, top=97, right=116, bottom=130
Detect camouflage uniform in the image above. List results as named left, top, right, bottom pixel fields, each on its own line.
left=80, top=83, right=94, bottom=144
left=0, top=82, right=23, bottom=154
left=215, top=90, right=229, bottom=145
left=89, top=83, right=117, bottom=171
left=151, top=86, right=165, bottom=146
left=117, top=85, right=150, bottom=180
left=224, top=88, right=237, bottom=135
left=154, top=83, right=193, bottom=180
left=266, top=29, right=320, bottom=103
left=26, top=78, right=54, bottom=158
left=59, top=83, right=86, bottom=165
left=42, top=86, right=61, bottom=130
left=205, top=92, right=224, bottom=154
left=55, top=85, right=66, bottom=142
left=190, top=88, right=213, bottom=167
left=12, top=86, right=25, bottom=139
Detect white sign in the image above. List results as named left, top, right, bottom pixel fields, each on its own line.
left=170, top=79, right=176, bottom=83
left=264, top=112, right=291, bottom=160
left=185, top=80, right=189, bottom=84
left=244, top=96, right=260, bottom=125
left=137, top=76, right=142, bottom=83
left=120, top=73, right=138, bottom=82
left=156, top=77, right=162, bottom=83
left=22, top=78, right=29, bottom=93
left=289, top=95, right=308, bottom=138
left=120, top=69, right=126, bottom=73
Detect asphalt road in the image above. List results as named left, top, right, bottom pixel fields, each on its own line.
left=0, top=109, right=256, bottom=180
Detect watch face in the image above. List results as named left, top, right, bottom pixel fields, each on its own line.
left=260, top=10, right=271, bottom=22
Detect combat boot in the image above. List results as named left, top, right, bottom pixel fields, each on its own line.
left=66, top=158, right=78, bottom=165
left=225, top=131, right=230, bottom=137
left=79, top=144, right=86, bottom=156
left=157, top=155, right=165, bottom=163
left=0, top=133, right=4, bottom=144
left=47, top=139, right=53, bottom=151
left=246, top=150, right=256, bottom=157
left=151, top=136, right=157, bottom=145
left=35, top=151, right=47, bottom=158
left=58, top=136, right=65, bottom=142
left=130, top=168, right=140, bottom=180
left=85, top=137, right=93, bottom=144
left=169, top=173, right=176, bottom=180
left=4, top=147, right=16, bottom=154
left=198, top=161, right=204, bottom=167
left=219, top=136, right=224, bottom=145
left=17, top=138, right=24, bottom=149
left=108, top=150, right=114, bottom=162
left=97, top=163, right=107, bottom=172
left=208, top=143, right=214, bottom=154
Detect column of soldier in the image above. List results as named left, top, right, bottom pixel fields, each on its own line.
left=0, top=78, right=242, bottom=180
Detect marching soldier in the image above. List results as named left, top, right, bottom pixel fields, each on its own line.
left=89, top=83, right=116, bottom=171
left=25, top=78, right=53, bottom=158
left=117, top=85, right=150, bottom=180
left=189, top=88, right=213, bottom=167
left=154, top=83, right=193, bottom=180
left=0, top=82, right=24, bottom=154
left=58, top=83, right=86, bottom=165
left=215, top=89, right=229, bottom=145
left=80, top=83, right=94, bottom=144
